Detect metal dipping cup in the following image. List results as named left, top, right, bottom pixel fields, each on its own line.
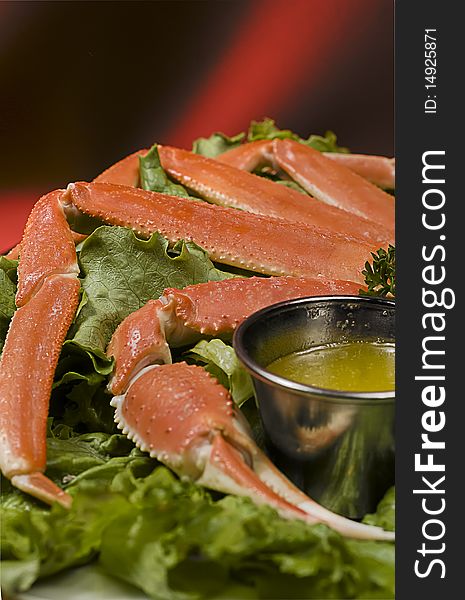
left=233, top=296, right=395, bottom=519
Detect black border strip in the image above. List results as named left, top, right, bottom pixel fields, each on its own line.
left=396, top=1, right=461, bottom=596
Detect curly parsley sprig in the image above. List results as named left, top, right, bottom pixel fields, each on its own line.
left=360, top=245, right=395, bottom=298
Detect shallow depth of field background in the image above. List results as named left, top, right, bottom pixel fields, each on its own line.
left=0, top=0, right=394, bottom=252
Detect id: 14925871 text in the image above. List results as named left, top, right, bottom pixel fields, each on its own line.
left=425, top=29, right=437, bottom=114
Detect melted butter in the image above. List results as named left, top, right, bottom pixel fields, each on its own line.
left=267, top=341, right=395, bottom=392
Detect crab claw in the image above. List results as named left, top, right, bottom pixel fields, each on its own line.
left=111, top=362, right=393, bottom=541
left=106, top=276, right=362, bottom=396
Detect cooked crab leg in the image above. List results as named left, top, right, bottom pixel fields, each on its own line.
left=157, top=147, right=390, bottom=245
left=94, top=142, right=395, bottom=192
left=69, top=182, right=380, bottom=284
left=109, top=362, right=393, bottom=540
left=216, top=139, right=394, bottom=229
left=321, top=153, right=395, bottom=190
left=94, top=149, right=145, bottom=187
left=107, top=276, right=361, bottom=395
left=218, top=139, right=395, bottom=190
left=93, top=145, right=392, bottom=244
left=0, top=191, right=80, bottom=507
left=4, top=244, right=21, bottom=260
left=4, top=231, right=88, bottom=262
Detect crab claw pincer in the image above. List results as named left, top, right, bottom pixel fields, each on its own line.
left=110, top=362, right=393, bottom=541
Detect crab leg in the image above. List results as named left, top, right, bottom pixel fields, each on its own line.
left=217, top=139, right=395, bottom=229
left=69, top=182, right=381, bottom=284
left=218, top=139, right=395, bottom=190
left=157, top=147, right=391, bottom=245
left=4, top=231, right=89, bottom=262
left=4, top=244, right=21, bottom=260
left=93, top=145, right=392, bottom=245
left=321, top=152, right=395, bottom=190
left=109, top=359, right=393, bottom=541
left=110, top=362, right=315, bottom=517
left=0, top=165, right=385, bottom=510
left=94, top=149, right=145, bottom=187
left=107, top=276, right=361, bottom=395
left=0, top=191, right=81, bottom=507
left=94, top=142, right=395, bottom=193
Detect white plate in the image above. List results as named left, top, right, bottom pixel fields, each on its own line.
left=16, top=565, right=149, bottom=600
left=16, top=563, right=258, bottom=600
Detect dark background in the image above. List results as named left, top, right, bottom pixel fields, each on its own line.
left=0, top=0, right=394, bottom=251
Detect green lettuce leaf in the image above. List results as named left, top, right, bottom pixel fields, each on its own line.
left=304, top=130, right=349, bottom=153
left=248, top=118, right=300, bottom=142
left=140, top=144, right=192, bottom=198
left=192, top=131, right=245, bottom=158
left=256, top=170, right=308, bottom=195
left=248, top=118, right=349, bottom=153
left=186, top=339, right=253, bottom=407
left=275, top=179, right=308, bottom=194
left=100, top=474, right=394, bottom=600
left=0, top=255, right=18, bottom=283
left=68, top=226, right=232, bottom=358
left=51, top=378, right=116, bottom=434
left=363, top=487, right=395, bottom=532
left=46, top=429, right=143, bottom=484
left=2, top=449, right=395, bottom=600
left=1, top=484, right=129, bottom=594
left=0, top=256, right=18, bottom=354
left=0, top=429, right=153, bottom=594
left=50, top=341, right=116, bottom=433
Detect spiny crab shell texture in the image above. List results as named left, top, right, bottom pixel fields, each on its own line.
left=106, top=276, right=361, bottom=397
left=158, top=146, right=391, bottom=245
left=111, top=363, right=246, bottom=476
left=68, top=182, right=372, bottom=283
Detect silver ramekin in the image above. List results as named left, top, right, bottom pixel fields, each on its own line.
left=233, top=295, right=395, bottom=519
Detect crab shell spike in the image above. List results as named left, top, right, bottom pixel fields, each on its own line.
left=68, top=182, right=378, bottom=284
left=157, top=146, right=389, bottom=246
left=112, top=362, right=393, bottom=541
left=163, top=276, right=361, bottom=337
left=217, top=139, right=396, bottom=190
